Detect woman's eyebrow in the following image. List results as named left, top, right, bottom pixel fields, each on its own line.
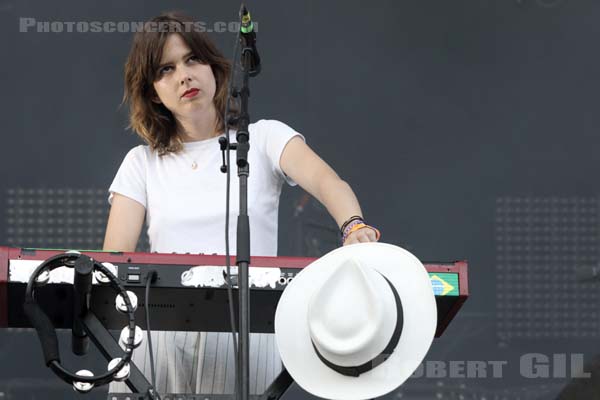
left=158, top=51, right=194, bottom=68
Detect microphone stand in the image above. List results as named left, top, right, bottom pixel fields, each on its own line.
left=221, top=34, right=260, bottom=400
left=70, top=256, right=157, bottom=398
left=218, top=8, right=293, bottom=398
left=236, top=56, right=251, bottom=400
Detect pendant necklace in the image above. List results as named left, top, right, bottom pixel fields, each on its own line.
left=180, top=149, right=198, bottom=170
left=180, top=130, right=227, bottom=170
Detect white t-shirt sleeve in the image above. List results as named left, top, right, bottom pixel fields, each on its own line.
left=108, top=145, right=148, bottom=207
left=255, top=119, right=305, bottom=186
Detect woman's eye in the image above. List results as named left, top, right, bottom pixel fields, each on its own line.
left=188, top=55, right=199, bottom=62
left=159, top=66, right=172, bottom=75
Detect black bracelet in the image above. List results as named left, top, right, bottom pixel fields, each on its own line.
left=340, top=215, right=363, bottom=236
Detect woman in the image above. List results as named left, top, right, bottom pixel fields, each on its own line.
left=104, top=12, right=380, bottom=395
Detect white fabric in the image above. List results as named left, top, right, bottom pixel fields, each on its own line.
left=107, top=119, right=303, bottom=394
left=274, top=243, right=437, bottom=400
left=109, top=119, right=303, bottom=255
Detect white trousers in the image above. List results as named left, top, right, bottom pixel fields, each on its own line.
left=109, top=331, right=282, bottom=395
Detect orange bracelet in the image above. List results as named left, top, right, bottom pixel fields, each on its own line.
left=347, top=223, right=367, bottom=236
left=344, top=223, right=381, bottom=242
left=369, top=225, right=381, bottom=241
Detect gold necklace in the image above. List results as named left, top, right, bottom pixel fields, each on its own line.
left=179, top=149, right=199, bottom=170
left=179, top=130, right=226, bottom=170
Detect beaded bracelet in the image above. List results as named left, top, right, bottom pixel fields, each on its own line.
left=342, top=219, right=365, bottom=239
left=340, top=215, right=363, bottom=235
left=342, top=221, right=381, bottom=244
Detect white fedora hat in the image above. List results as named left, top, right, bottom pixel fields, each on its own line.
left=274, top=243, right=437, bottom=400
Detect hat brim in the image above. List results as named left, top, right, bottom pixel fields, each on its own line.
left=275, top=242, right=437, bottom=400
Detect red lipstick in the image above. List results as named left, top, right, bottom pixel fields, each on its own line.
left=182, top=88, right=199, bottom=98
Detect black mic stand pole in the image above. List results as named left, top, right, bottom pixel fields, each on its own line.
left=220, top=6, right=292, bottom=400
left=218, top=6, right=261, bottom=400
left=232, top=34, right=259, bottom=400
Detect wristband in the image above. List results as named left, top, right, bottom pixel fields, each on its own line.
left=342, top=222, right=381, bottom=243
left=340, top=215, right=363, bottom=235
left=342, top=220, right=365, bottom=241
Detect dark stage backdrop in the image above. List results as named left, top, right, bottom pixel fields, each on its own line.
left=1, top=1, right=599, bottom=399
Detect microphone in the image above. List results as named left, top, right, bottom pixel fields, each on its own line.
left=240, top=5, right=261, bottom=76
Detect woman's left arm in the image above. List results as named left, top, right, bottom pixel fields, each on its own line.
left=280, top=136, right=379, bottom=245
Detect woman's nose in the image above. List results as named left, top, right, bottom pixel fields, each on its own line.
left=178, top=67, right=192, bottom=84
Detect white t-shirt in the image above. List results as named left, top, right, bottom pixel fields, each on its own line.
left=107, top=119, right=303, bottom=394
left=109, top=119, right=303, bottom=256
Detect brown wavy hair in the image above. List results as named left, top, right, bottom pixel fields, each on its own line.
left=123, top=12, right=234, bottom=155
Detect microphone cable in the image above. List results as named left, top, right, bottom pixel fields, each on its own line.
left=145, top=270, right=158, bottom=390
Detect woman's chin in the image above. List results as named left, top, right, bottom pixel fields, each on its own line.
left=178, top=99, right=208, bottom=112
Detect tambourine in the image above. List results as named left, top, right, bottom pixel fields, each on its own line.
left=23, top=251, right=136, bottom=389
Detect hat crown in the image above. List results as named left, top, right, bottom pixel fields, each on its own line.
left=307, top=258, right=393, bottom=365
